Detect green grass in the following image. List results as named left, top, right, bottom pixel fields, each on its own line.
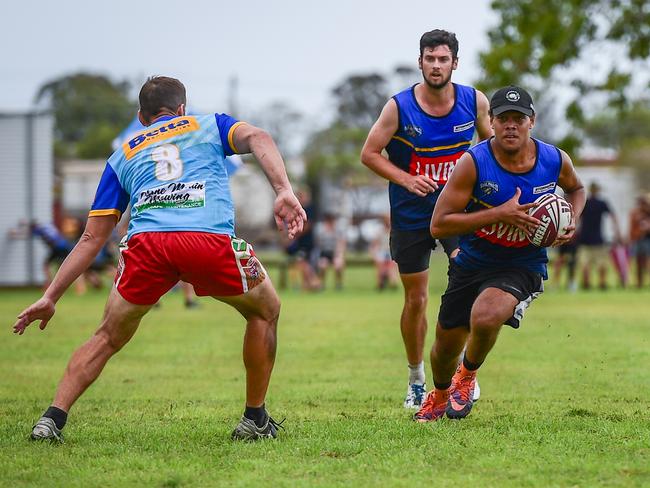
left=1, top=255, right=649, bottom=487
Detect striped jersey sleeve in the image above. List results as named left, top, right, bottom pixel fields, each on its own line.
left=215, top=113, right=244, bottom=156
left=89, top=163, right=130, bottom=219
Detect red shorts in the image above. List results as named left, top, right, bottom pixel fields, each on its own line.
left=115, top=232, right=266, bottom=305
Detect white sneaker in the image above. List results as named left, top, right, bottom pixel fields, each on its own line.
left=31, top=417, right=64, bottom=443
left=403, top=383, right=426, bottom=408
left=231, top=415, right=284, bottom=441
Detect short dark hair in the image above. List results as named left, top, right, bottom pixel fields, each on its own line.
left=420, top=29, right=459, bottom=59
left=139, top=76, right=186, bottom=120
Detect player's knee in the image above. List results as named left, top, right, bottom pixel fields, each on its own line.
left=260, top=290, right=281, bottom=325
left=94, top=327, right=129, bottom=353
left=470, top=307, right=504, bottom=334
left=404, top=290, right=427, bottom=310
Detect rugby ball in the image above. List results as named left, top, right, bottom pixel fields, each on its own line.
left=527, top=193, right=572, bottom=247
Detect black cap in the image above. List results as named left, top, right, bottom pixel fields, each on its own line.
left=490, top=86, right=535, bottom=116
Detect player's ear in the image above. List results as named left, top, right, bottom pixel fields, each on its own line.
left=177, top=104, right=186, bottom=116
left=137, top=110, right=148, bottom=127
left=418, top=56, right=422, bottom=70
left=529, top=114, right=536, bottom=130
left=452, top=57, right=458, bottom=70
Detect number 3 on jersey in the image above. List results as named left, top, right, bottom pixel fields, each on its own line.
left=152, top=143, right=183, bottom=181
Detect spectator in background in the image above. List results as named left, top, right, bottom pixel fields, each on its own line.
left=314, top=213, right=347, bottom=290
left=552, top=236, right=579, bottom=292
left=284, top=189, right=319, bottom=290
left=578, top=182, right=622, bottom=290
left=629, top=194, right=650, bottom=288
left=371, top=215, right=399, bottom=290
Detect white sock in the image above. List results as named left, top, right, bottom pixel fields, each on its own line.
left=408, top=362, right=425, bottom=385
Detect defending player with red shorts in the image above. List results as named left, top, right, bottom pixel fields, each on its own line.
left=115, top=232, right=266, bottom=305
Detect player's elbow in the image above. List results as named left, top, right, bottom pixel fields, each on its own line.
left=248, top=127, right=273, bottom=147
left=430, top=215, right=452, bottom=239
left=360, top=145, right=377, bottom=168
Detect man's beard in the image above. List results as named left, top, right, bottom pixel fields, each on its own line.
left=423, top=71, right=452, bottom=89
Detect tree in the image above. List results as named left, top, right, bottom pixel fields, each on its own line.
left=35, top=73, right=136, bottom=158
left=478, top=0, right=650, bottom=152
left=331, top=73, right=389, bottom=130
left=584, top=100, right=650, bottom=187
left=249, top=100, right=304, bottom=159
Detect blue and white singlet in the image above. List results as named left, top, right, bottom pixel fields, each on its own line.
left=385, top=83, right=478, bottom=231
left=90, top=114, right=242, bottom=239
left=455, top=138, right=563, bottom=278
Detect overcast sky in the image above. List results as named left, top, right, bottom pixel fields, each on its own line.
left=1, top=0, right=495, bottom=120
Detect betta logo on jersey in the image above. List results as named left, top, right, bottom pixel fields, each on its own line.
left=123, top=117, right=200, bottom=160
left=408, top=150, right=464, bottom=184
left=475, top=223, right=529, bottom=248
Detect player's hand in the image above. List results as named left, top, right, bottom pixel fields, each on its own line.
left=403, top=174, right=438, bottom=196
left=553, top=206, right=576, bottom=246
left=498, top=187, right=541, bottom=233
left=13, top=297, right=55, bottom=335
left=273, top=190, right=307, bottom=240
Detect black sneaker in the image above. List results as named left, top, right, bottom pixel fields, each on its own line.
left=231, top=415, right=284, bottom=440
left=30, top=417, right=64, bottom=443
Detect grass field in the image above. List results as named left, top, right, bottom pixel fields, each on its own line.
left=1, top=255, right=649, bottom=487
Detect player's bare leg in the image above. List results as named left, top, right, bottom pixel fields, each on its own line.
left=31, top=287, right=151, bottom=441
left=53, top=288, right=151, bottom=411
left=446, top=288, right=518, bottom=419
left=400, top=271, right=429, bottom=364
left=414, top=323, right=467, bottom=422
left=465, top=288, right=517, bottom=366
left=215, top=278, right=283, bottom=440
left=430, top=323, right=469, bottom=387
left=400, top=270, right=429, bottom=408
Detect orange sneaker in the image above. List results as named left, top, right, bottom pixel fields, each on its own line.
left=446, top=368, right=476, bottom=419
left=413, top=390, right=448, bottom=422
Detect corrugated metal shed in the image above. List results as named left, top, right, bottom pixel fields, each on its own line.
left=0, top=113, right=54, bottom=286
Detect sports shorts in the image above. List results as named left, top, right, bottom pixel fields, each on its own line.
left=438, top=260, right=544, bottom=330
left=115, top=232, right=266, bottom=305
left=578, top=244, right=609, bottom=268
left=389, top=228, right=458, bottom=274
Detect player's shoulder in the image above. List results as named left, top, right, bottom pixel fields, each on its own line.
left=468, top=137, right=491, bottom=155
left=392, top=84, right=417, bottom=103
left=533, top=137, right=566, bottom=160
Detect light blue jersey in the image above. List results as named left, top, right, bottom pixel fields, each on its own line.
left=90, top=114, right=243, bottom=239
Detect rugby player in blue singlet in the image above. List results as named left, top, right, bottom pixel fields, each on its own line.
left=361, top=30, right=493, bottom=408
left=13, top=76, right=306, bottom=442
left=414, top=86, right=586, bottom=422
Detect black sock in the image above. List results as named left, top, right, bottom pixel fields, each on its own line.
left=244, top=404, right=268, bottom=428
left=463, top=354, right=483, bottom=372
left=43, top=406, right=68, bottom=430
left=433, top=381, right=452, bottom=390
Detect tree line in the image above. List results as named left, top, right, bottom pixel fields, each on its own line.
left=39, top=0, right=649, bottom=186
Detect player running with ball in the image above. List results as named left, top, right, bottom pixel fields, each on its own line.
left=414, top=86, right=586, bottom=422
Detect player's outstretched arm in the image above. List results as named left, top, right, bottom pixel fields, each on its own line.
left=361, top=100, right=438, bottom=196
left=431, top=154, right=541, bottom=238
left=555, top=150, right=585, bottom=245
left=231, top=123, right=306, bottom=239
left=12, top=215, right=117, bottom=335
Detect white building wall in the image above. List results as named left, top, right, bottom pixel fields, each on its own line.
left=574, top=166, right=636, bottom=240
left=0, top=113, right=53, bottom=285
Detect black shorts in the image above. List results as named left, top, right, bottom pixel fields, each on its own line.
left=558, top=242, right=578, bottom=256
left=390, top=228, right=458, bottom=274
left=438, top=260, right=544, bottom=330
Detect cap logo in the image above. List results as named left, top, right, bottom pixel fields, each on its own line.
left=506, top=90, right=520, bottom=102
